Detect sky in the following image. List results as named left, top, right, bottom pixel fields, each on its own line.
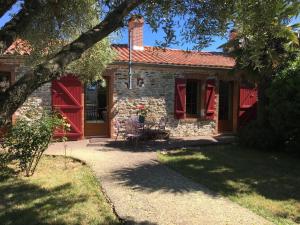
left=1, top=3, right=299, bottom=52
left=113, top=24, right=227, bottom=52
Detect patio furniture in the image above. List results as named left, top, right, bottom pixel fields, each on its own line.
left=124, top=116, right=143, bottom=145
left=156, top=117, right=168, bottom=131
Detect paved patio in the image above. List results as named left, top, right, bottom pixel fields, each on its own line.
left=46, top=138, right=272, bottom=225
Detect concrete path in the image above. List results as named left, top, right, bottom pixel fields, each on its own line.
left=46, top=140, right=272, bottom=225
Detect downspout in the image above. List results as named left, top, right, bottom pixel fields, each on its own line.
left=128, top=28, right=133, bottom=90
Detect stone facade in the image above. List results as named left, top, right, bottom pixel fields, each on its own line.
left=14, top=66, right=52, bottom=119
left=111, top=65, right=223, bottom=137
left=0, top=57, right=51, bottom=120
left=2, top=56, right=235, bottom=138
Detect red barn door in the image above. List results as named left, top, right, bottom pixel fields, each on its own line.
left=52, top=75, right=83, bottom=140
left=239, top=82, right=257, bottom=128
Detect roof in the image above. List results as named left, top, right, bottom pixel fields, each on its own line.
left=4, top=39, right=31, bottom=55
left=3, top=40, right=236, bottom=68
left=112, top=44, right=235, bottom=68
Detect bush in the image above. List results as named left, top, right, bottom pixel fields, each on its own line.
left=1, top=112, right=68, bottom=176
left=268, top=56, right=300, bottom=150
left=238, top=120, right=282, bottom=151
left=0, top=152, right=11, bottom=169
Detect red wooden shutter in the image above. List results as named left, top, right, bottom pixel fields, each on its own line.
left=52, top=75, right=83, bottom=140
left=239, top=83, right=257, bottom=128
left=205, top=79, right=216, bottom=120
left=174, top=78, right=186, bottom=119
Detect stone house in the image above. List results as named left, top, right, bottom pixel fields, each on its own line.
left=0, top=18, right=257, bottom=139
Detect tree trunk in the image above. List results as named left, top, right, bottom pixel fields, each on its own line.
left=0, top=0, right=17, bottom=18
left=0, top=0, right=144, bottom=124
left=0, top=0, right=57, bottom=53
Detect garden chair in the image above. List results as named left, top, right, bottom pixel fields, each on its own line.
left=157, top=117, right=168, bottom=131
left=124, top=116, right=143, bottom=145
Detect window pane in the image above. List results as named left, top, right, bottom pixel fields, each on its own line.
left=85, top=81, right=107, bottom=122
left=186, top=80, right=200, bottom=115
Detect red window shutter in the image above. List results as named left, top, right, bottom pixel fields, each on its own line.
left=174, top=78, right=186, bottom=119
left=239, top=83, right=258, bottom=128
left=205, top=79, right=216, bottom=120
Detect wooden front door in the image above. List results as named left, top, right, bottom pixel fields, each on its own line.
left=52, top=75, right=83, bottom=140
left=84, top=79, right=109, bottom=137
left=218, top=81, right=234, bottom=132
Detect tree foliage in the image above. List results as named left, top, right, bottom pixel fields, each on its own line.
left=0, top=0, right=299, bottom=124
left=224, top=0, right=300, bottom=74
left=18, top=0, right=114, bottom=83
left=268, top=55, right=300, bottom=150
left=222, top=0, right=300, bottom=126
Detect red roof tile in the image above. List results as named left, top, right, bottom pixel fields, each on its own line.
left=3, top=41, right=235, bottom=68
left=112, top=44, right=235, bottom=68
left=4, top=39, right=31, bottom=55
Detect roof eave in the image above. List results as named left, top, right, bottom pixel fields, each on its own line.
left=111, top=60, right=235, bottom=70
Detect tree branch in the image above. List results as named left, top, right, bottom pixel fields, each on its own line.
left=0, top=0, right=144, bottom=121
left=0, top=0, right=17, bottom=18
left=0, top=0, right=46, bottom=53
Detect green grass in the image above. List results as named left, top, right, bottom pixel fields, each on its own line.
left=0, top=155, right=120, bottom=225
left=158, top=145, right=300, bottom=225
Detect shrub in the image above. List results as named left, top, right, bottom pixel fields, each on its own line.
left=268, top=56, right=300, bottom=150
left=238, top=120, right=282, bottom=151
left=1, top=112, right=68, bottom=176
left=0, top=152, right=11, bottom=169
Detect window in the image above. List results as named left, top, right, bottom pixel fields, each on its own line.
left=85, top=81, right=107, bottom=122
left=186, top=80, right=201, bottom=116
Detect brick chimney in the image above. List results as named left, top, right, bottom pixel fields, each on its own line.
left=128, top=16, right=144, bottom=51
left=229, top=29, right=238, bottom=40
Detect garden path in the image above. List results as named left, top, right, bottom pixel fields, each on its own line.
left=46, top=140, right=272, bottom=225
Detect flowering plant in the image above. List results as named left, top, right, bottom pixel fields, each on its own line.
left=136, top=104, right=149, bottom=117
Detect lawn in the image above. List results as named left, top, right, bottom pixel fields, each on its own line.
left=0, top=155, right=120, bottom=225
left=158, top=145, right=300, bottom=225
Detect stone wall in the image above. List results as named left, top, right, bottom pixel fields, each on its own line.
left=0, top=57, right=52, bottom=120
left=13, top=66, right=52, bottom=119
left=111, top=65, right=218, bottom=137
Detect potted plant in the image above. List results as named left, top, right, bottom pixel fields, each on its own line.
left=136, top=104, right=148, bottom=123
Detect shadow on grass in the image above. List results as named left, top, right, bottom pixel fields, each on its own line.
left=0, top=166, right=17, bottom=182
left=0, top=181, right=86, bottom=224
left=110, top=145, right=299, bottom=205
left=161, top=146, right=300, bottom=202
left=0, top=178, right=88, bottom=225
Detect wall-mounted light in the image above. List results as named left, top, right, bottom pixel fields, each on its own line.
left=137, top=77, right=144, bottom=87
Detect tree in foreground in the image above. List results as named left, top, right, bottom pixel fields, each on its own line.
left=0, top=0, right=234, bottom=125
left=0, top=0, right=299, bottom=134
